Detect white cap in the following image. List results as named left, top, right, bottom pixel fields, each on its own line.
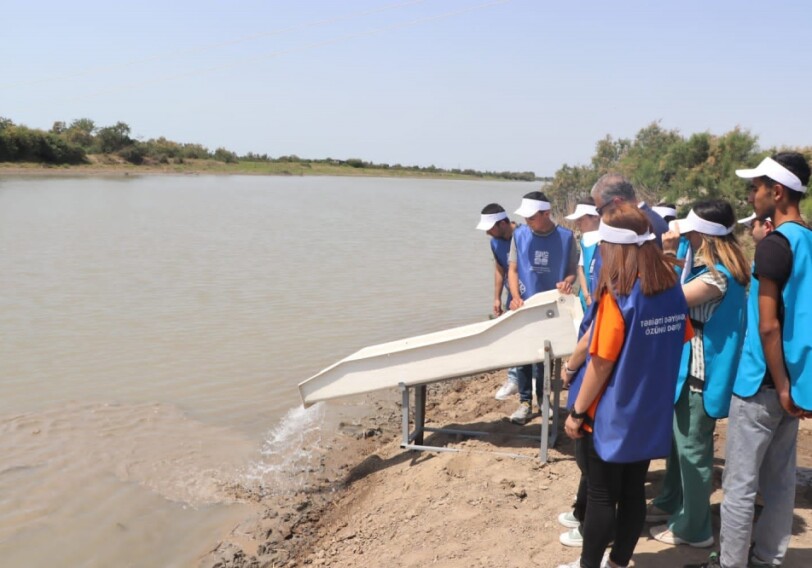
left=476, top=211, right=508, bottom=231
left=737, top=213, right=757, bottom=227
left=735, top=157, right=807, bottom=193
left=737, top=213, right=771, bottom=228
left=598, top=221, right=655, bottom=246
left=652, top=206, right=678, bottom=219
left=565, top=203, right=598, bottom=220
left=670, top=210, right=734, bottom=236
left=515, top=198, right=551, bottom=218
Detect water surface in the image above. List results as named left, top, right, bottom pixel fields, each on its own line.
left=0, top=174, right=535, bottom=566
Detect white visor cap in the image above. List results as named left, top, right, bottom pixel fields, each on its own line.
left=652, top=206, right=678, bottom=219
left=565, top=204, right=598, bottom=220
left=515, top=198, right=551, bottom=218
left=598, top=221, right=656, bottom=246
left=670, top=210, right=734, bottom=236
left=476, top=211, right=508, bottom=231
left=737, top=213, right=757, bottom=227
left=735, top=157, right=807, bottom=193
left=737, top=213, right=771, bottom=228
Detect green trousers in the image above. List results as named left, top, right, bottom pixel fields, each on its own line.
left=652, top=385, right=716, bottom=542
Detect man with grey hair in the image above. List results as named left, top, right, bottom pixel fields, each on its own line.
left=590, top=173, right=669, bottom=244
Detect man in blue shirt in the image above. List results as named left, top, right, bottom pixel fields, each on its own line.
left=506, top=191, right=577, bottom=423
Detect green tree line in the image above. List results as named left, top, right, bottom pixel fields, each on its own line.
left=0, top=116, right=536, bottom=180
left=543, top=122, right=812, bottom=219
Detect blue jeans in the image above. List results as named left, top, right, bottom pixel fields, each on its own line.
left=515, top=363, right=542, bottom=404
left=720, top=390, right=799, bottom=567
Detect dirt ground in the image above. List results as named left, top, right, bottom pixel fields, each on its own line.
left=203, top=370, right=812, bottom=568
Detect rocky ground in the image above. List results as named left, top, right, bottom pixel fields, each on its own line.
left=201, top=370, right=812, bottom=568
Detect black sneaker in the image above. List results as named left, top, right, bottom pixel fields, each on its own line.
left=684, top=552, right=721, bottom=568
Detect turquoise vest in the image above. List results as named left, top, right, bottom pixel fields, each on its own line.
left=732, top=264, right=764, bottom=398
left=674, top=264, right=746, bottom=418
left=674, top=237, right=692, bottom=280
left=775, top=222, right=812, bottom=409
left=513, top=224, right=574, bottom=298
left=490, top=237, right=512, bottom=307
left=592, top=280, right=689, bottom=463
left=578, top=236, right=599, bottom=312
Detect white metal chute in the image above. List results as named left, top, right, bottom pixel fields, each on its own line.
left=298, top=290, right=583, bottom=407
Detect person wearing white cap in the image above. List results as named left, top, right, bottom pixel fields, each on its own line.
left=556, top=197, right=600, bottom=549
left=590, top=173, right=669, bottom=246
left=737, top=212, right=773, bottom=246
left=557, top=202, right=692, bottom=568
left=565, top=198, right=601, bottom=312
left=506, top=190, right=577, bottom=424
left=475, top=203, right=521, bottom=401
left=644, top=200, right=749, bottom=550
left=652, top=202, right=695, bottom=284
left=697, top=152, right=812, bottom=568
left=475, top=203, right=516, bottom=318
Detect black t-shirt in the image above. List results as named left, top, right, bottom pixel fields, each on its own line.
left=752, top=226, right=796, bottom=388
left=754, top=231, right=793, bottom=288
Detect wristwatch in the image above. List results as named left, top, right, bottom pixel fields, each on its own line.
left=569, top=408, right=588, bottom=421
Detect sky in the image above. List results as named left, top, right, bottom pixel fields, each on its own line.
left=2, top=0, right=810, bottom=176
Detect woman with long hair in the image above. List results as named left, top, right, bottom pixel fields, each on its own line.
left=558, top=203, right=693, bottom=568
left=647, top=199, right=749, bottom=548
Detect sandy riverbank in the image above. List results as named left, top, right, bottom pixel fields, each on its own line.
left=201, top=370, right=812, bottom=568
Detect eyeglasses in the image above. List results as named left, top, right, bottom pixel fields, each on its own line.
left=595, top=204, right=607, bottom=216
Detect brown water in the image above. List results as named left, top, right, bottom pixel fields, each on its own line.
left=0, top=174, right=535, bottom=566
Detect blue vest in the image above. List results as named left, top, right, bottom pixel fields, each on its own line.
left=565, top=300, right=599, bottom=410
left=591, top=280, right=689, bottom=463
left=578, top=236, right=599, bottom=312
left=641, top=203, right=669, bottom=247
left=513, top=224, right=574, bottom=298
left=775, top=222, right=812, bottom=409
left=674, top=264, right=746, bottom=418
left=589, top=246, right=602, bottom=295
left=674, top=237, right=692, bottom=281
left=733, top=264, right=764, bottom=398
left=490, top=237, right=512, bottom=308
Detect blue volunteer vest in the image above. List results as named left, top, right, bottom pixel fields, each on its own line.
left=589, top=246, right=602, bottom=295
left=732, top=264, right=764, bottom=398
left=565, top=300, right=599, bottom=410
left=775, top=222, right=812, bottom=409
left=490, top=237, right=512, bottom=308
left=674, top=237, right=692, bottom=280
left=513, top=224, right=574, bottom=298
left=578, top=235, right=599, bottom=312
left=591, top=280, right=689, bottom=463
left=674, top=264, right=746, bottom=418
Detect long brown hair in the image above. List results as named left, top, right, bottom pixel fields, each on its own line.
left=596, top=203, right=679, bottom=297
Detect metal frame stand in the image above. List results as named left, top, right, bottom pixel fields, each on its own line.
left=399, top=340, right=560, bottom=463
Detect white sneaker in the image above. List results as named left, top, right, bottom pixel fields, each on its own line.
left=495, top=379, right=519, bottom=400
left=559, top=526, right=583, bottom=547
left=649, top=524, right=714, bottom=548
left=558, top=511, right=580, bottom=529
left=509, top=401, right=532, bottom=424
left=558, top=553, right=610, bottom=568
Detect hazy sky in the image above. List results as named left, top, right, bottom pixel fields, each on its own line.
left=2, top=0, right=810, bottom=175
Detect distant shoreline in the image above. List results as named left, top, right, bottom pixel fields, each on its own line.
left=0, top=160, right=537, bottom=182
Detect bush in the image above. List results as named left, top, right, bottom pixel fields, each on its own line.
left=118, top=144, right=147, bottom=165
left=213, top=147, right=238, bottom=163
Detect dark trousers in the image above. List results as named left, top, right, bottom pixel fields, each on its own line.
left=573, top=437, right=588, bottom=524
left=580, top=434, right=650, bottom=568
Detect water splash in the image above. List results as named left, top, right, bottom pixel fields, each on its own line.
left=242, top=403, right=327, bottom=496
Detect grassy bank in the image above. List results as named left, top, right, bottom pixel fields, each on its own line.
left=0, top=157, right=534, bottom=181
